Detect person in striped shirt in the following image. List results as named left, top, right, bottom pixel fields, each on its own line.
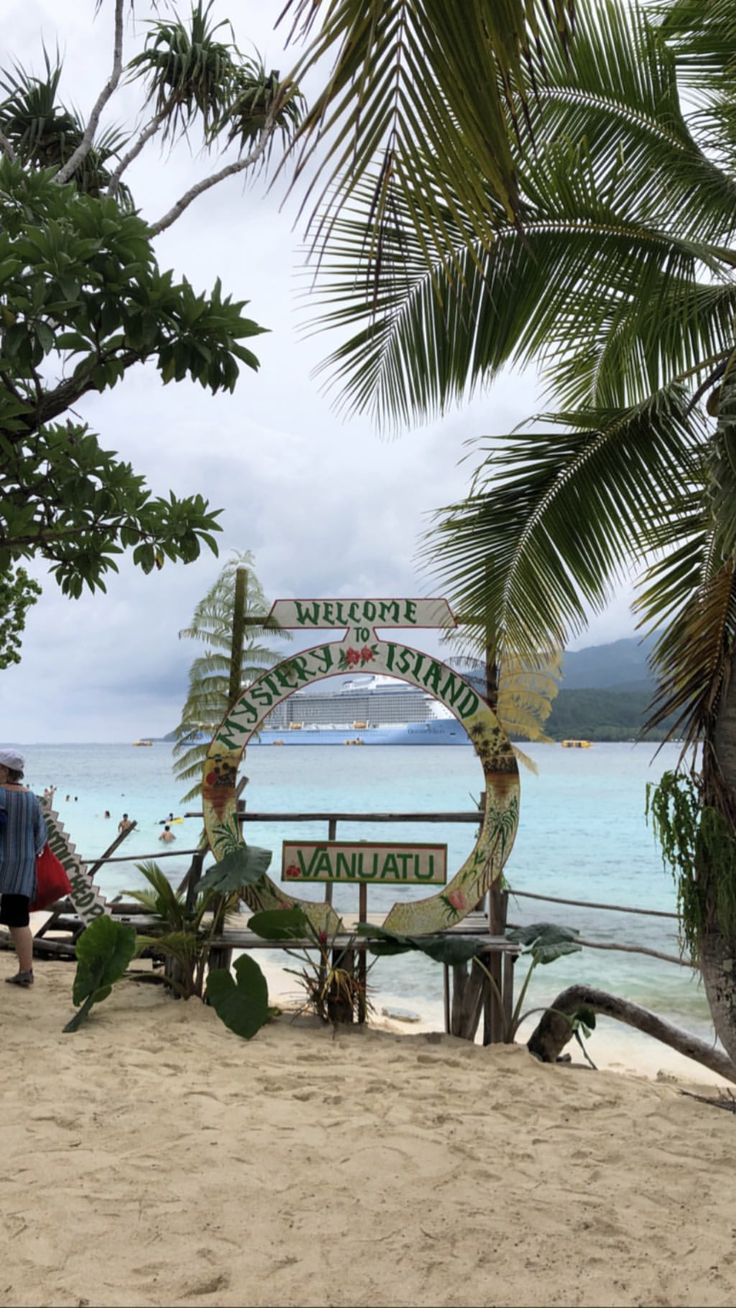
left=0, top=749, right=47, bottom=987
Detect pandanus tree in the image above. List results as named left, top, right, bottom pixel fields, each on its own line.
left=172, top=551, right=284, bottom=801
left=0, top=2, right=303, bottom=664
left=282, top=0, right=736, bottom=1062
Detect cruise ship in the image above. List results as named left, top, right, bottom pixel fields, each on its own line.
left=252, top=674, right=473, bottom=746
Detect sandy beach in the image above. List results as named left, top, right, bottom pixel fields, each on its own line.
left=2, top=960, right=736, bottom=1308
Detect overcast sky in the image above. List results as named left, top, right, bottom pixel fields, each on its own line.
left=1, top=0, right=639, bottom=743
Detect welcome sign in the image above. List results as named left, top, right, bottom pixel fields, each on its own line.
left=203, top=595, right=520, bottom=937
left=282, top=841, right=447, bottom=885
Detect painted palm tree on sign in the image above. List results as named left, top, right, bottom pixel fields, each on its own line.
left=291, top=0, right=736, bottom=1063
left=172, top=552, right=285, bottom=801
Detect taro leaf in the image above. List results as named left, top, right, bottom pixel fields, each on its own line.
left=506, top=922, right=581, bottom=963
left=574, top=1006, right=597, bottom=1036
left=532, top=939, right=582, bottom=965
left=506, top=922, right=580, bottom=948
left=64, top=916, right=137, bottom=1034
left=248, top=906, right=312, bottom=940
left=357, top=923, right=411, bottom=944
left=206, top=954, right=270, bottom=1039
left=358, top=924, right=489, bottom=965
left=356, top=923, right=413, bottom=955
left=364, top=940, right=414, bottom=957
left=416, top=935, right=492, bottom=965
left=197, top=844, right=272, bottom=897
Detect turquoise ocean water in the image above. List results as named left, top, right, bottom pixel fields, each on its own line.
left=17, top=740, right=713, bottom=1040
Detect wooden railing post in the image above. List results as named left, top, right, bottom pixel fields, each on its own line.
left=483, top=884, right=509, bottom=1044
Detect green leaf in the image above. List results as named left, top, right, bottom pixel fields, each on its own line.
left=248, top=907, right=311, bottom=941
left=506, top=922, right=582, bottom=965
left=197, top=844, right=272, bottom=898
left=64, top=916, right=137, bottom=1032
left=415, top=935, right=492, bottom=965
left=357, top=923, right=490, bottom=964
left=574, top=1006, right=597, bottom=1035
left=206, top=954, right=270, bottom=1039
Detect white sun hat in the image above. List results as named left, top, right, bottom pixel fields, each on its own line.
left=0, top=749, right=25, bottom=772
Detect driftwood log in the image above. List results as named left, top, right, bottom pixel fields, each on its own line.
left=528, top=985, right=736, bottom=1083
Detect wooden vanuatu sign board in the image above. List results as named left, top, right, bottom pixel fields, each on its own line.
left=282, top=841, right=447, bottom=885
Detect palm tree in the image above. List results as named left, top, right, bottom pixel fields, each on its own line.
left=172, top=552, right=285, bottom=800
left=288, top=0, right=736, bottom=1061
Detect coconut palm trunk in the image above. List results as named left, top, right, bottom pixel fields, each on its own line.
left=700, top=648, right=736, bottom=1061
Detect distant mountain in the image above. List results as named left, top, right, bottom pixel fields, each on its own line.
left=544, top=688, right=672, bottom=742
left=560, top=636, right=656, bottom=690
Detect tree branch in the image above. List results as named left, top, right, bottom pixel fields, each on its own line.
left=55, top=0, right=125, bottom=186
left=27, top=349, right=143, bottom=430
left=527, top=984, right=736, bottom=1083
left=2, top=520, right=143, bottom=549
left=148, top=128, right=273, bottom=237
left=107, top=106, right=170, bottom=195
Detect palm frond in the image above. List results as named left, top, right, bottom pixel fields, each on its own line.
left=294, top=0, right=736, bottom=424
left=426, top=388, right=704, bottom=666
left=306, top=143, right=734, bottom=423
left=526, top=0, right=736, bottom=245
left=639, top=373, right=736, bottom=744
left=128, top=861, right=188, bottom=929
left=641, top=546, right=736, bottom=747
left=0, top=51, right=129, bottom=196
left=279, top=0, right=576, bottom=257
left=128, top=1, right=237, bottom=141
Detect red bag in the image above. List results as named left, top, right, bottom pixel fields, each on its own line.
left=31, top=843, right=73, bottom=911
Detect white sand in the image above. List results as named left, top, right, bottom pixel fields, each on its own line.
left=3, top=960, right=736, bottom=1307
left=259, top=955, right=735, bottom=1088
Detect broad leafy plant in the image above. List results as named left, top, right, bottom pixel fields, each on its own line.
left=130, top=847, right=271, bottom=1001
left=358, top=919, right=595, bottom=1060
left=63, top=916, right=138, bottom=1033
left=206, top=953, right=273, bottom=1040
left=249, top=906, right=373, bottom=1024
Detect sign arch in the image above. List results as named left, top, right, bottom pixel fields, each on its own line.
left=202, top=600, right=520, bottom=935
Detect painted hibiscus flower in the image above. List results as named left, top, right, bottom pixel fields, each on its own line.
left=446, top=889, right=467, bottom=912
left=285, top=864, right=301, bottom=879
left=360, top=646, right=374, bottom=663
left=345, top=647, right=362, bottom=666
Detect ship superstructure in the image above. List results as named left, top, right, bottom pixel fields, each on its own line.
left=262, top=675, right=434, bottom=729
left=254, top=674, right=472, bottom=745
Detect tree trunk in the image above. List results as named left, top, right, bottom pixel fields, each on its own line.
left=699, top=928, right=736, bottom=1065
left=527, top=984, right=736, bottom=1083
left=705, top=646, right=736, bottom=1063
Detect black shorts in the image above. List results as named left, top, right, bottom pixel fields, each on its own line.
left=0, top=894, right=30, bottom=927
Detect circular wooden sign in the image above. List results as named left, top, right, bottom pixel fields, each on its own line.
left=203, top=630, right=519, bottom=934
